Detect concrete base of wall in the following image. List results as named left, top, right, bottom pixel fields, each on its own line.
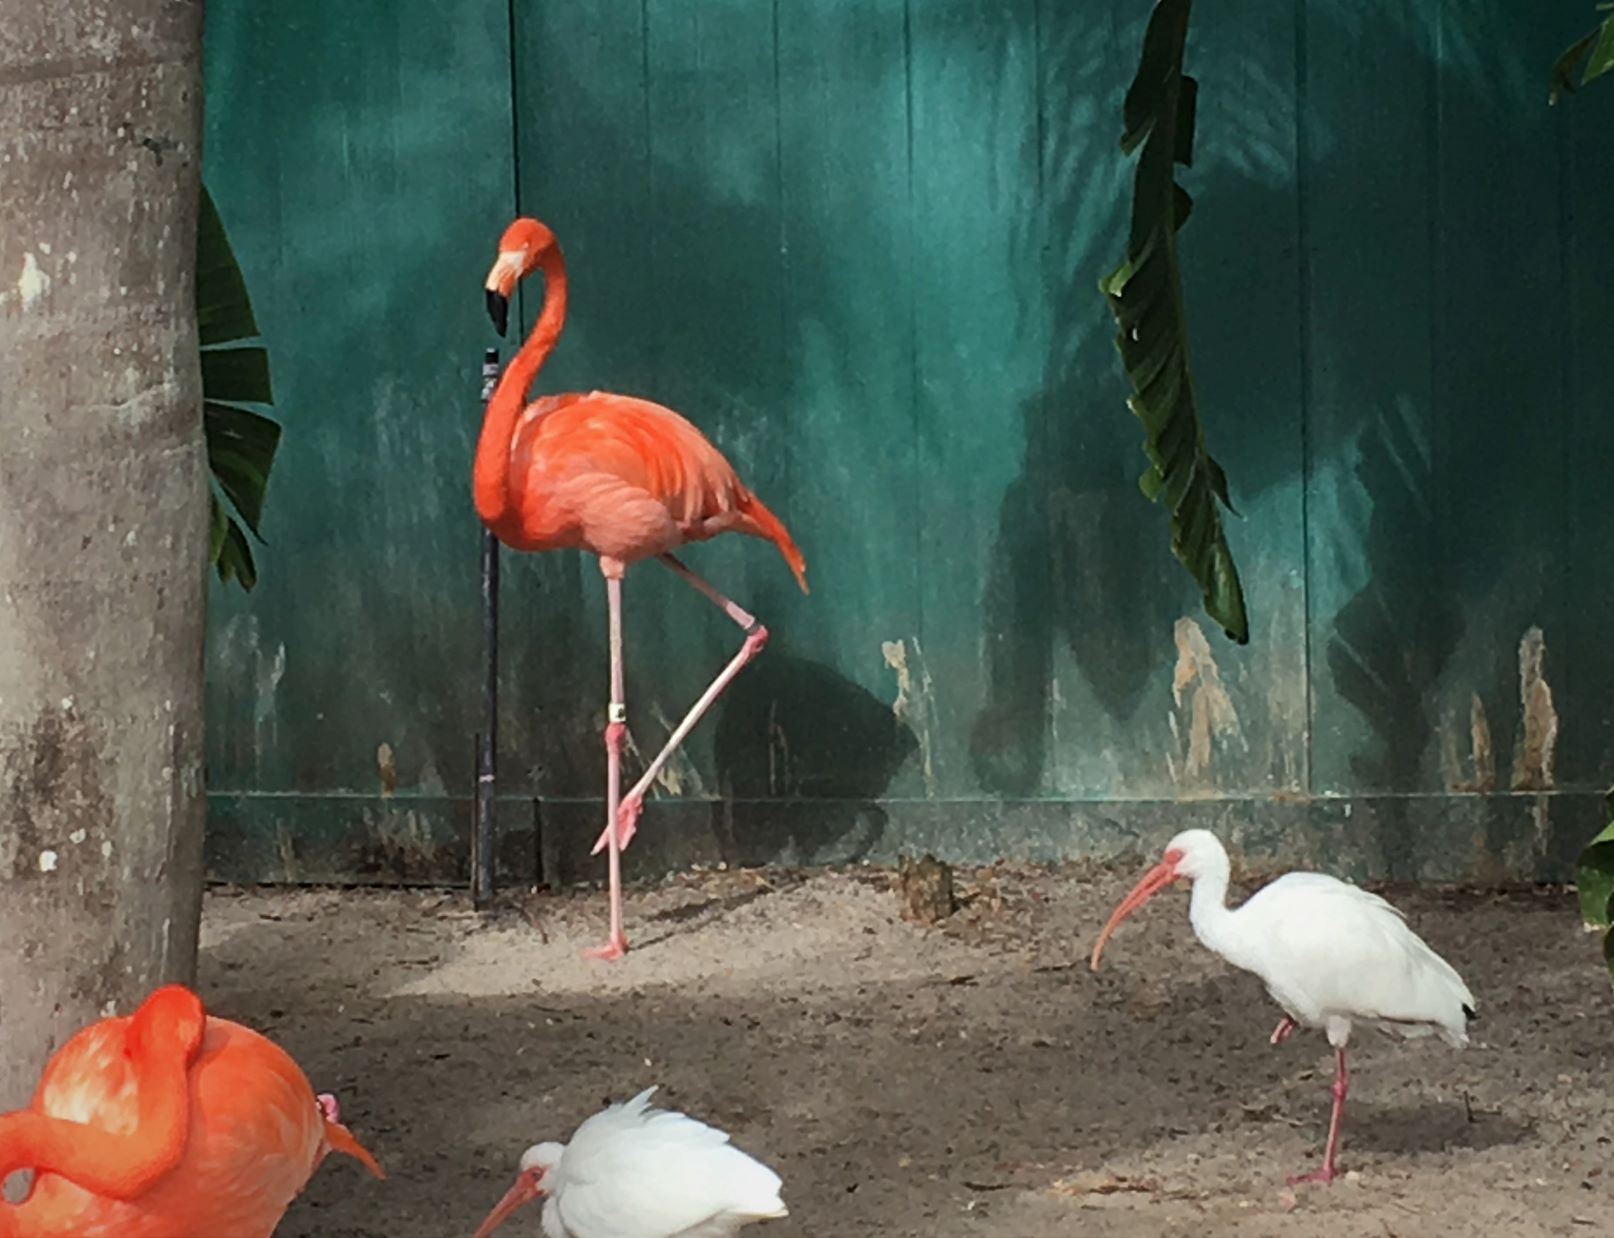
left=205, top=789, right=1597, bottom=889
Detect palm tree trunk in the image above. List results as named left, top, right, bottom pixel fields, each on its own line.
left=0, top=0, right=209, bottom=1108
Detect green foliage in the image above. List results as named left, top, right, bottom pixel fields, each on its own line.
left=1578, top=790, right=1614, bottom=984
left=1101, top=0, right=1249, bottom=645
left=197, top=185, right=279, bottom=591
left=1550, top=4, right=1614, bottom=103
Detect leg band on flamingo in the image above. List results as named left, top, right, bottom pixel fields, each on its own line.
left=589, top=559, right=771, bottom=858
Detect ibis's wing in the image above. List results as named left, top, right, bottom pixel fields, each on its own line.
left=555, top=1095, right=785, bottom=1238
left=1240, top=874, right=1474, bottom=1036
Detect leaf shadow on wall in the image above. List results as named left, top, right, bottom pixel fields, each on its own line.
left=971, top=4, right=1300, bottom=797
left=1323, top=403, right=1464, bottom=877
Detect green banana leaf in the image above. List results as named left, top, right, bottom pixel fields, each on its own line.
left=197, top=185, right=279, bottom=590
left=1550, top=4, right=1614, bottom=103
left=1101, top=0, right=1249, bottom=645
left=1578, top=789, right=1614, bottom=984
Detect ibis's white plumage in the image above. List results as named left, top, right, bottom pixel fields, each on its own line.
left=1090, top=829, right=1476, bottom=1183
left=1195, top=866, right=1476, bottom=1048
left=528, top=1088, right=787, bottom=1238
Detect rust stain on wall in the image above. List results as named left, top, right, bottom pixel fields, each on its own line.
left=1511, top=626, right=1557, bottom=791
left=376, top=742, right=397, bottom=798
left=882, top=637, right=936, bottom=795
left=1451, top=692, right=1496, bottom=793
left=1168, top=617, right=1244, bottom=785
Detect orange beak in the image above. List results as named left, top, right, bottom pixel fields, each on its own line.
left=1089, top=857, right=1182, bottom=971
left=471, top=1170, right=542, bottom=1238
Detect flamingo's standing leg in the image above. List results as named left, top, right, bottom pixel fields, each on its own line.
left=590, top=553, right=768, bottom=856
left=1289, top=1046, right=1349, bottom=1186
left=583, top=567, right=630, bottom=961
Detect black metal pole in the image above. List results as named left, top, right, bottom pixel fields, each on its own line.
left=472, top=347, right=501, bottom=909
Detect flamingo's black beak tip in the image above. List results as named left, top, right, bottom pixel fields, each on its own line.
left=486, top=289, right=510, bottom=337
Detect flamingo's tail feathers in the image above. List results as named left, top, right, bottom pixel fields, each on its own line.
left=324, top=1118, right=387, bottom=1180
left=738, top=492, right=808, bottom=594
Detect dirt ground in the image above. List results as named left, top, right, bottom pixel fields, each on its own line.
left=198, top=862, right=1614, bottom=1238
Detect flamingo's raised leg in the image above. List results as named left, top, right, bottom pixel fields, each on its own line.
left=1270, top=1016, right=1298, bottom=1045
left=582, top=570, right=630, bottom=962
left=590, top=554, right=768, bottom=857
left=1288, top=1046, right=1349, bottom=1186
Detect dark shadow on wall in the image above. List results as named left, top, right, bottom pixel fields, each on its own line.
left=713, top=646, right=917, bottom=864
left=973, top=3, right=1300, bottom=795
left=1324, top=404, right=1464, bottom=877
left=974, top=0, right=1608, bottom=805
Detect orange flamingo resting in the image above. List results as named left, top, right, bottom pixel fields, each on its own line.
left=478, top=217, right=808, bottom=961
left=0, top=984, right=384, bottom=1237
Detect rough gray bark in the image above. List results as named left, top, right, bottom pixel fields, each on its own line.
left=0, top=0, right=209, bottom=1108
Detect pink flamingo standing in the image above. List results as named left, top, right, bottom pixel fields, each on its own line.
left=477, top=217, right=808, bottom=961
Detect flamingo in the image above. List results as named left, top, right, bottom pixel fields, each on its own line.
left=1089, top=829, right=1476, bottom=1185
left=477, top=217, right=808, bottom=961
left=471, top=1086, right=787, bottom=1238
left=0, top=984, right=384, bottom=1237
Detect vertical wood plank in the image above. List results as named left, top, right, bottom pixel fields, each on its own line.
left=1302, top=0, right=1443, bottom=803
left=907, top=0, right=1044, bottom=801
left=202, top=0, right=516, bottom=803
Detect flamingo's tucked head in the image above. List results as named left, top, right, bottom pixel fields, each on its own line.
left=470, top=1141, right=562, bottom=1238
left=484, top=218, right=557, bottom=338
left=1089, top=829, right=1226, bottom=971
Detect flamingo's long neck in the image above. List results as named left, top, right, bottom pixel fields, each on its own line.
left=472, top=245, right=569, bottom=531
left=0, top=997, right=202, bottom=1229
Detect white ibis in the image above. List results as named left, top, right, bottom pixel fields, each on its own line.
left=1089, top=829, right=1476, bottom=1184
left=471, top=1087, right=788, bottom=1237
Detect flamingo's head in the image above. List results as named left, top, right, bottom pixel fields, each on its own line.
left=471, top=1142, right=562, bottom=1238
left=1088, top=829, right=1227, bottom=971
left=484, top=218, right=557, bottom=337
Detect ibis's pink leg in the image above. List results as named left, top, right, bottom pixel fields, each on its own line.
left=1289, top=1047, right=1348, bottom=1185
left=590, top=554, right=769, bottom=856
left=1270, top=1016, right=1297, bottom=1045
left=583, top=572, right=630, bottom=962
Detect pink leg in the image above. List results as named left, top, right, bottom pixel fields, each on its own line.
left=316, top=1093, right=341, bottom=1123
left=1288, top=1046, right=1348, bottom=1185
left=590, top=554, right=769, bottom=856
left=582, top=573, right=630, bottom=962
left=1270, top=1016, right=1297, bottom=1045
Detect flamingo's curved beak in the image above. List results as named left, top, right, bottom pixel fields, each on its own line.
left=483, top=250, right=525, bottom=337
left=1089, top=851, right=1184, bottom=971
left=485, top=288, right=510, bottom=337
left=471, top=1169, right=543, bottom=1238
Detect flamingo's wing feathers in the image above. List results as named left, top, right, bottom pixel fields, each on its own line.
left=530, top=396, right=738, bottom=526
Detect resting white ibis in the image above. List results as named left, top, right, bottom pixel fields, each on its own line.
left=471, top=1087, right=788, bottom=1238
left=1089, top=829, right=1476, bottom=1184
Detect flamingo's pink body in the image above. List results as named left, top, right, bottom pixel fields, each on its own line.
left=477, top=218, right=806, bottom=959
left=482, top=390, right=805, bottom=587
left=0, top=985, right=383, bottom=1238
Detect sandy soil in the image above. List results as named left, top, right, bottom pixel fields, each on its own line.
left=197, top=862, right=1614, bottom=1237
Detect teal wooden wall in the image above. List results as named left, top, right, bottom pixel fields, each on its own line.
left=201, top=0, right=1614, bottom=886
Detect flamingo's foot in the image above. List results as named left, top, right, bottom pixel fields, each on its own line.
left=1286, top=1165, right=1338, bottom=1186
left=590, top=795, right=644, bottom=856
left=581, top=932, right=629, bottom=962
left=1270, top=1016, right=1298, bottom=1046
left=316, top=1092, right=341, bottom=1123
